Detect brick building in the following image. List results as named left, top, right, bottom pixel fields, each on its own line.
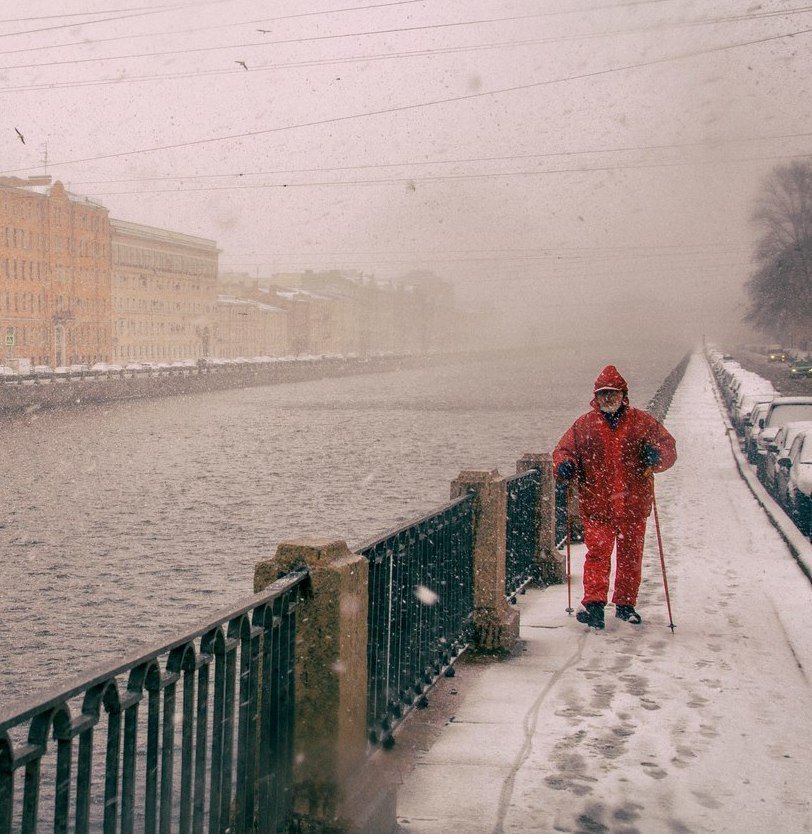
left=110, top=219, right=219, bottom=363
left=0, top=177, right=112, bottom=368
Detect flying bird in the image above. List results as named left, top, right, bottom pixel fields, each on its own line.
left=14, top=127, right=24, bottom=144
left=257, top=29, right=270, bottom=34
left=235, top=60, right=248, bottom=71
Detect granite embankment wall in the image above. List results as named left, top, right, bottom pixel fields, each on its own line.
left=0, top=354, right=443, bottom=416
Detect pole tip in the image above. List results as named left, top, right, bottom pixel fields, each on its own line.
left=669, top=623, right=676, bottom=633
left=566, top=607, right=574, bottom=614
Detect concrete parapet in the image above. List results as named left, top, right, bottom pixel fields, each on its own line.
left=255, top=538, right=395, bottom=833
left=516, top=452, right=565, bottom=584
left=450, top=470, right=520, bottom=653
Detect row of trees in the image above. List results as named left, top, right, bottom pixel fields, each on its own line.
left=746, top=160, right=812, bottom=345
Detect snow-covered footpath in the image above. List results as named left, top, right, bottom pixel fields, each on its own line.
left=397, top=352, right=812, bottom=834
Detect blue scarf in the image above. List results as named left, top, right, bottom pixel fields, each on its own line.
left=601, top=404, right=625, bottom=429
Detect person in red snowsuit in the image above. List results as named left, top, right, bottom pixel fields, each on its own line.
left=553, top=365, right=677, bottom=629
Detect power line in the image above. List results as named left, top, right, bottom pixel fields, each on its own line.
left=4, top=2, right=811, bottom=97
left=0, top=10, right=611, bottom=70
left=77, top=150, right=812, bottom=197
left=65, top=129, right=812, bottom=188
left=0, top=4, right=180, bottom=24
left=0, top=0, right=674, bottom=60
left=218, top=240, right=756, bottom=259
left=0, top=5, right=197, bottom=42
left=216, top=246, right=750, bottom=256
left=6, top=24, right=812, bottom=178
left=217, top=255, right=752, bottom=280
left=3, top=2, right=810, bottom=72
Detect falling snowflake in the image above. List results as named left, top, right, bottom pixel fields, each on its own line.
left=415, top=585, right=439, bottom=605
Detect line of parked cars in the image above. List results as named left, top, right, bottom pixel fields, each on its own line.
left=709, top=347, right=812, bottom=539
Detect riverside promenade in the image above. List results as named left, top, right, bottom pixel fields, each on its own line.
left=392, top=353, right=812, bottom=834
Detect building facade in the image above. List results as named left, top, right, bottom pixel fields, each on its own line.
left=0, top=178, right=112, bottom=368
left=213, top=295, right=288, bottom=358
left=111, top=219, right=219, bottom=363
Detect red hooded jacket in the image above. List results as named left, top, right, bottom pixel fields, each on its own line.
left=553, top=365, right=677, bottom=523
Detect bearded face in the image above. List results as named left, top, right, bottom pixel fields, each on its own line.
left=596, top=389, right=623, bottom=414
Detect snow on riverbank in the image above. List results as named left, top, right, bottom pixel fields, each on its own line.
left=398, top=352, right=812, bottom=834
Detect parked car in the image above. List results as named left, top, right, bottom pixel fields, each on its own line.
left=766, top=421, right=812, bottom=498
left=755, top=397, right=812, bottom=481
left=726, top=369, right=759, bottom=409
left=777, top=428, right=812, bottom=537
left=735, top=391, right=775, bottom=436
left=746, top=401, right=773, bottom=463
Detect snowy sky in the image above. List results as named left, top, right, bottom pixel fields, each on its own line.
left=3, top=0, right=811, bottom=346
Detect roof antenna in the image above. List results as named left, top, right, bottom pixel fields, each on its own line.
left=41, top=141, right=48, bottom=176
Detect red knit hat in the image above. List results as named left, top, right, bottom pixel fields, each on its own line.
left=593, top=365, right=628, bottom=394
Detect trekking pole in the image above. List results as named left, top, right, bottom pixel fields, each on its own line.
left=651, top=484, right=676, bottom=633
left=565, top=483, right=574, bottom=614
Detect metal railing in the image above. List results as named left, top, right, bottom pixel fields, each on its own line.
left=357, top=494, right=475, bottom=747
left=505, top=469, right=540, bottom=599
left=0, top=570, right=309, bottom=834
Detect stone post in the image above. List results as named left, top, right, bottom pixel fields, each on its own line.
left=516, top=453, right=565, bottom=584
left=450, top=470, right=520, bottom=653
left=254, top=537, right=389, bottom=833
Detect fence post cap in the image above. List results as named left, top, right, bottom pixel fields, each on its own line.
left=516, top=452, right=552, bottom=471
left=276, top=537, right=353, bottom=567
left=452, top=468, right=500, bottom=485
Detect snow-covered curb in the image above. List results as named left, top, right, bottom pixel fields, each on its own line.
left=705, top=352, right=812, bottom=581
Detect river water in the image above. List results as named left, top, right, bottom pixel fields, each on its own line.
left=1, top=342, right=687, bottom=705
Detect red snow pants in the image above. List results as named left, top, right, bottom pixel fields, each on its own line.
left=581, top=516, right=648, bottom=607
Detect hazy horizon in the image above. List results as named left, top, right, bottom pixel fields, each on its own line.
left=4, top=0, right=809, bottom=348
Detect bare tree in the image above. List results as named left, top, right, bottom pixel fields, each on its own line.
left=745, top=161, right=812, bottom=338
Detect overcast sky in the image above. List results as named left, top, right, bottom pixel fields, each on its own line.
left=3, top=0, right=810, bottom=347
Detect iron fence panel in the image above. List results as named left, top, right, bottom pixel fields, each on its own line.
left=0, top=571, right=308, bottom=834
left=505, top=469, right=540, bottom=600
left=357, top=494, right=475, bottom=746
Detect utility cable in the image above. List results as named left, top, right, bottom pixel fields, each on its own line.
left=78, top=149, right=812, bottom=197
left=3, top=3, right=812, bottom=71
left=6, top=24, right=812, bottom=178
left=65, top=131, right=812, bottom=189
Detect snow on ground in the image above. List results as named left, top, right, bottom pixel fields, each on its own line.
left=397, top=353, right=812, bottom=834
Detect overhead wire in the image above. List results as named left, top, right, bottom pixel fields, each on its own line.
left=4, top=2, right=812, bottom=96
left=0, top=10, right=631, bottom=69
left=216, top=257, right=752, bottom=282
left=3, top=2, right=812, bottom=72
left=76, top=149, right=812, bottom=197
left=0, top=0, right=680, bottom=59
left=0, top=4, right=181, bottom=24
left=63, top=129, right=812, bottom=189
left=6, top=23, right=812, bottom=178
left=0, top=5, right=198, bottom=41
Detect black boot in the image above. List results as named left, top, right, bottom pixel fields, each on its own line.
left=576, top=601, right=605, bottom=629
left=615, top=605, right=642, bottom=624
